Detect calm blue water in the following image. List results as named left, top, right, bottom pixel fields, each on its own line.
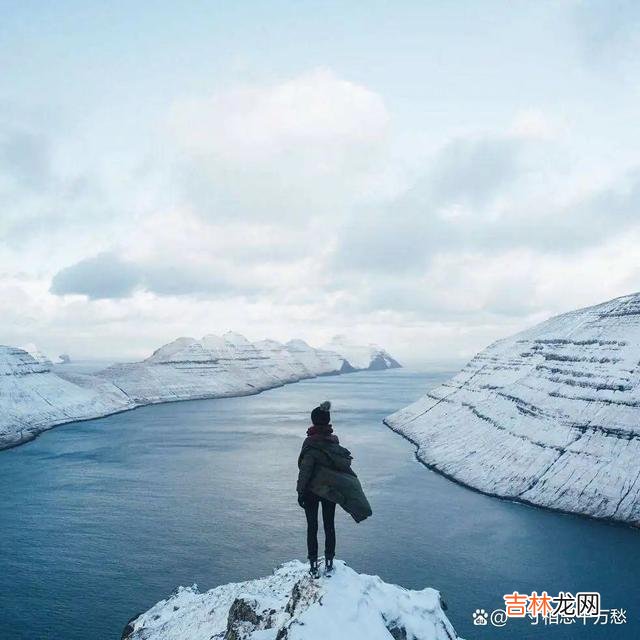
left=0, top=369, right=637, bottom=640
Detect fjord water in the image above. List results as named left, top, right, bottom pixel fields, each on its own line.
left=0, top=370, right=637, bottom=640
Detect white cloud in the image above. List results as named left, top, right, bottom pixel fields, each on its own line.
left=170, top=68, right=388, bottom=160
left=510, top=109, right=560, bottom=139
left=167, top=68, right=392, bottom=220
left=4, top=60, right=640, bottom=366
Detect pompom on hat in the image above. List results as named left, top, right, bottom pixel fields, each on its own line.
left=311, top=400, right=331, bottom=426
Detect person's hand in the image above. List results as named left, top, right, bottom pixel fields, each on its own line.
left=297, top=494, right=306, bottom=508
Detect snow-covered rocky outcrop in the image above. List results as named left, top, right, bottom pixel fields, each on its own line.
left=324, top=335, right=401, bottom=371
left=122, top=561, right=458, bottom=640
left=0, top=346, right=133, bottom=449
left=0, top=333, right=399, bottom=450
left=385, top=292, right=640, bottom=526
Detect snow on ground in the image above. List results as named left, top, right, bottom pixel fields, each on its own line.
left=385, top=292, right=640, bottom=526
left=122, top=560, right=459, bottom=640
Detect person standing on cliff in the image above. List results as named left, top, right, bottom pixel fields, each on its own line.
left=296, top=401, right=372, bottom=577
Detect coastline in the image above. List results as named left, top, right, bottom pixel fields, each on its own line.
left=0, top=367, right=376, bottom=452
left=382, top=416, right=640, bottom=530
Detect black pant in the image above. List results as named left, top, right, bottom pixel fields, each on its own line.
left=304, top=492, right=336, bottom=561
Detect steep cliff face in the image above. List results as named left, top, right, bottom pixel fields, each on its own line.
left=122, top=561, right=458, bottom=640
left=385, top=293, right=640, bottom=526
left=324, top=336, right=401, bottom=371
left=0, top=346, right=132, bottom=449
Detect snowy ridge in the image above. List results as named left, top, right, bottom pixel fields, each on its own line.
left=96, top=332, right=355, bottom=405
left=0, top=346, right=133, bottom=449
left=324, top=335, right=401, bottom=371
left=385, top=292, right=640, bottom=526
left=20, top=342, right=53, bottom=367
left=284, top=339, right=352, bottom=376
left=0, top=334, right=400, bottom=449
left=122, top=560, right=459, bottom=640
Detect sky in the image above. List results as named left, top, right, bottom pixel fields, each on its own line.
left=2, top=0, right=640, bottom=365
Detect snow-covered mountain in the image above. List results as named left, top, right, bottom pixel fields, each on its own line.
left=20, top=342, right=53, bottom=367
left=0, top=334, right=399, bottom=449
left=96, top=332, right=355, bottom=405
left=122, top=560, right=458, bottom=640
left=0, top=346, right=133, bottom=449
left=323, top=335, right=401, bottom=371
left=385, top=292, right=640, bottom=526
left=285, top=339, right=354, bottom=375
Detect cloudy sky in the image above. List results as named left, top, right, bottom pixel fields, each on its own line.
left=2, top=1, right=640, bottom=365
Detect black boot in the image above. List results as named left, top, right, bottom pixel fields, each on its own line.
left=309, top=558, right=320, bottom=578
left=325, top=557, right=334, bottom=574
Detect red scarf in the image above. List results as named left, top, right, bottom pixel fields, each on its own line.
left=306, top=424, right=339, bottom=443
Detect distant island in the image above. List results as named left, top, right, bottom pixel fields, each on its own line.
left=0, top=333, right=400, bottom=450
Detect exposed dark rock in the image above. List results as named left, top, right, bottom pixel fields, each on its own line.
left=225, top=597, right=268, bottom=640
